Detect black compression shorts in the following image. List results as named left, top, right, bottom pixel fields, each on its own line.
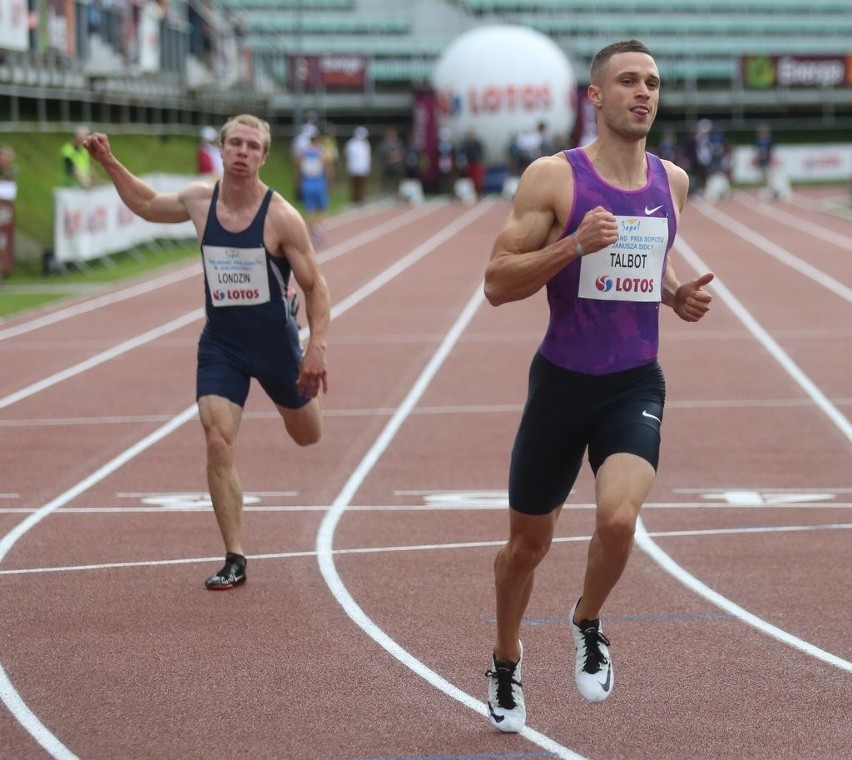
left=196, top=320, right=310, bottom=410
left=508, top=351, right=666, bottom=515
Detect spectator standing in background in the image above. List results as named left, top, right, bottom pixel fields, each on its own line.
left=378, top=126, right=406, bottom=196
left=197, top=125, right=224, bottom=179
left=754, top=124, right=775, bottom=198
left=536, top=121, right=556, bottom=157
left=505, top=132, right=522, bottom=178
left=319, top=122, right=341, bottom=188
left=292, top=121, right=319, bottom=201
left=703, top=122, right=731, bottom=202
left=61, top=125, right=99, bottom=188
left=404, top=136, right=423, bottom=180
left=0, top=145, right=17, bottom=182
left=299, top=129, right=333, bottom=245
left=188, top=0, right=214, bottom=69
left=656, top=129, right=679, bottom=164
left=436, top=127, right=455, bottom=195
left=455, top=128, right=486, bottom=197
left=344, top=126, right=371, bottom=204
left=0, top=144, right=18, bottom=276
left=514, top=123, right=544, bottom=175
left=682, top=119, right=713, bottom=195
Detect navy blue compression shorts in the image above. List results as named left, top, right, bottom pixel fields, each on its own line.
left=508, top=351, right=666, bottom=516
left=196, top=320, right=310, bottom=410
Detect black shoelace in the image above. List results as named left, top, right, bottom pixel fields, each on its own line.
left=580, top=623, right=611, bottom=674
left=486, top=660, right=521, bottom=709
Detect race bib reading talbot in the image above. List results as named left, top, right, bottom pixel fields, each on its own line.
left=577, top=216, right=669, bottom=302
left=202, top=245, right=270, bottom=307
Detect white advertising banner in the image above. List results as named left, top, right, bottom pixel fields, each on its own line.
left=0, top=0, right=29, bottom=52
left=138, top=0, right=163, bottom=73
left=732, top=143, right=852, bottom=184
left=53, top=174, right=197, bottom=263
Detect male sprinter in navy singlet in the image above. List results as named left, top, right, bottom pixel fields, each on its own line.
left=483, top=41, right=714, bottom=730
left=85, top=115, right=330, bottom=590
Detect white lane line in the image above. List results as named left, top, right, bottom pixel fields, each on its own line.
left=634, top=235, right=852, bottom=672
left=0, top=202, right=442, bottom=342
left=734, top=192, right=852, bottom=252
left=313, top=200, right=443, bottom=264
left=0, top=309, right=204, bottom=410
left=3, top=501, right=852, bottom=515
left=0, top=263, right=201, bottom=341
left=0, top=405, right=196, bottom=760
left=316, top=283, right=587, bottom=760
left=3, top=521, right=851, bottom=577
left=635, top=517, right=852, bottom=673
left=675, top=235, right=852, bottom=444
left=691, top=201, right=852, bottom=303
left=0, top=200, right=495, bottom=759
left=3, top=396, right=850, bottom=428
left=0, top=202, right=453, bottom=411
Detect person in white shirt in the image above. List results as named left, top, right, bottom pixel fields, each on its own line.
left=343, top=126, right=371, bottom=203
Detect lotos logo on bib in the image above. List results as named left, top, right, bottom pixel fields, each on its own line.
left=213, top=289, right=227, bottom=301
left=595, top=275, right=614, bottom=292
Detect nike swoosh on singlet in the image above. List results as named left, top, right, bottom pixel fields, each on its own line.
left=642, top=410, right=662, bottom=423
left=644, top=204, right=664, bottom=215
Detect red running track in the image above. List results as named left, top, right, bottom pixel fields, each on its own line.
left=0, top=189, right=850, bottom=760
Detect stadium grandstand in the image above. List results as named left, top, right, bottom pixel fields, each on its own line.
left=1, top=0, right=851, bottom=139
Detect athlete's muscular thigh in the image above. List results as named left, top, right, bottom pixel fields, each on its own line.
left=594, top=452, right=655, bottom=528
left=198, top=394, right=243, bottom=457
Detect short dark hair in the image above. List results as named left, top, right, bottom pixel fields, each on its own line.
left=590, top=40, right=653, bottom=83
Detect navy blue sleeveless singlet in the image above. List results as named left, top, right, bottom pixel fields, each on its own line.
left=195, top=183, right=308, bottom=409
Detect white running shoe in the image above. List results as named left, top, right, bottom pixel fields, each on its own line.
left=485, top=641, right=526, bottom=732
left=569, top=598, right=614, bottom=703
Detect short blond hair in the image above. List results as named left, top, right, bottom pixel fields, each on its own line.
left=220, top=114, right=272, bottom=158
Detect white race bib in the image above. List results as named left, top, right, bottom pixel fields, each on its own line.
left=577, top=216, right=669, bottom=302
left=202, top=245, right=271, bottom=307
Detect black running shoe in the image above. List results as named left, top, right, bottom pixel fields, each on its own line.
left=205, top=553, right=247, bottom=590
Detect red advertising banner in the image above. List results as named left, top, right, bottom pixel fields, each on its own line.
left=571, top=83, right=597, bottom=148
left=411, top=86, right=439, bottom=191
left=741, top=54, right=850, bottom=89
left=288, top=54, right=368, bottom=90
left=0, top=199, right=15, bottom=276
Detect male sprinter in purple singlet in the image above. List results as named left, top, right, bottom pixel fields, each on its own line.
left=85, top=115, right=330, bottom=590
left=483, top=40, right=713, bottom=730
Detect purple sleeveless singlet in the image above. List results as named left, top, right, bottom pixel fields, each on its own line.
left=538, top=148, right=677, bottom=375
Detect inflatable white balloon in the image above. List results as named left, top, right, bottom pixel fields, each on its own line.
left=432, top=25, right=578, bottom=164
